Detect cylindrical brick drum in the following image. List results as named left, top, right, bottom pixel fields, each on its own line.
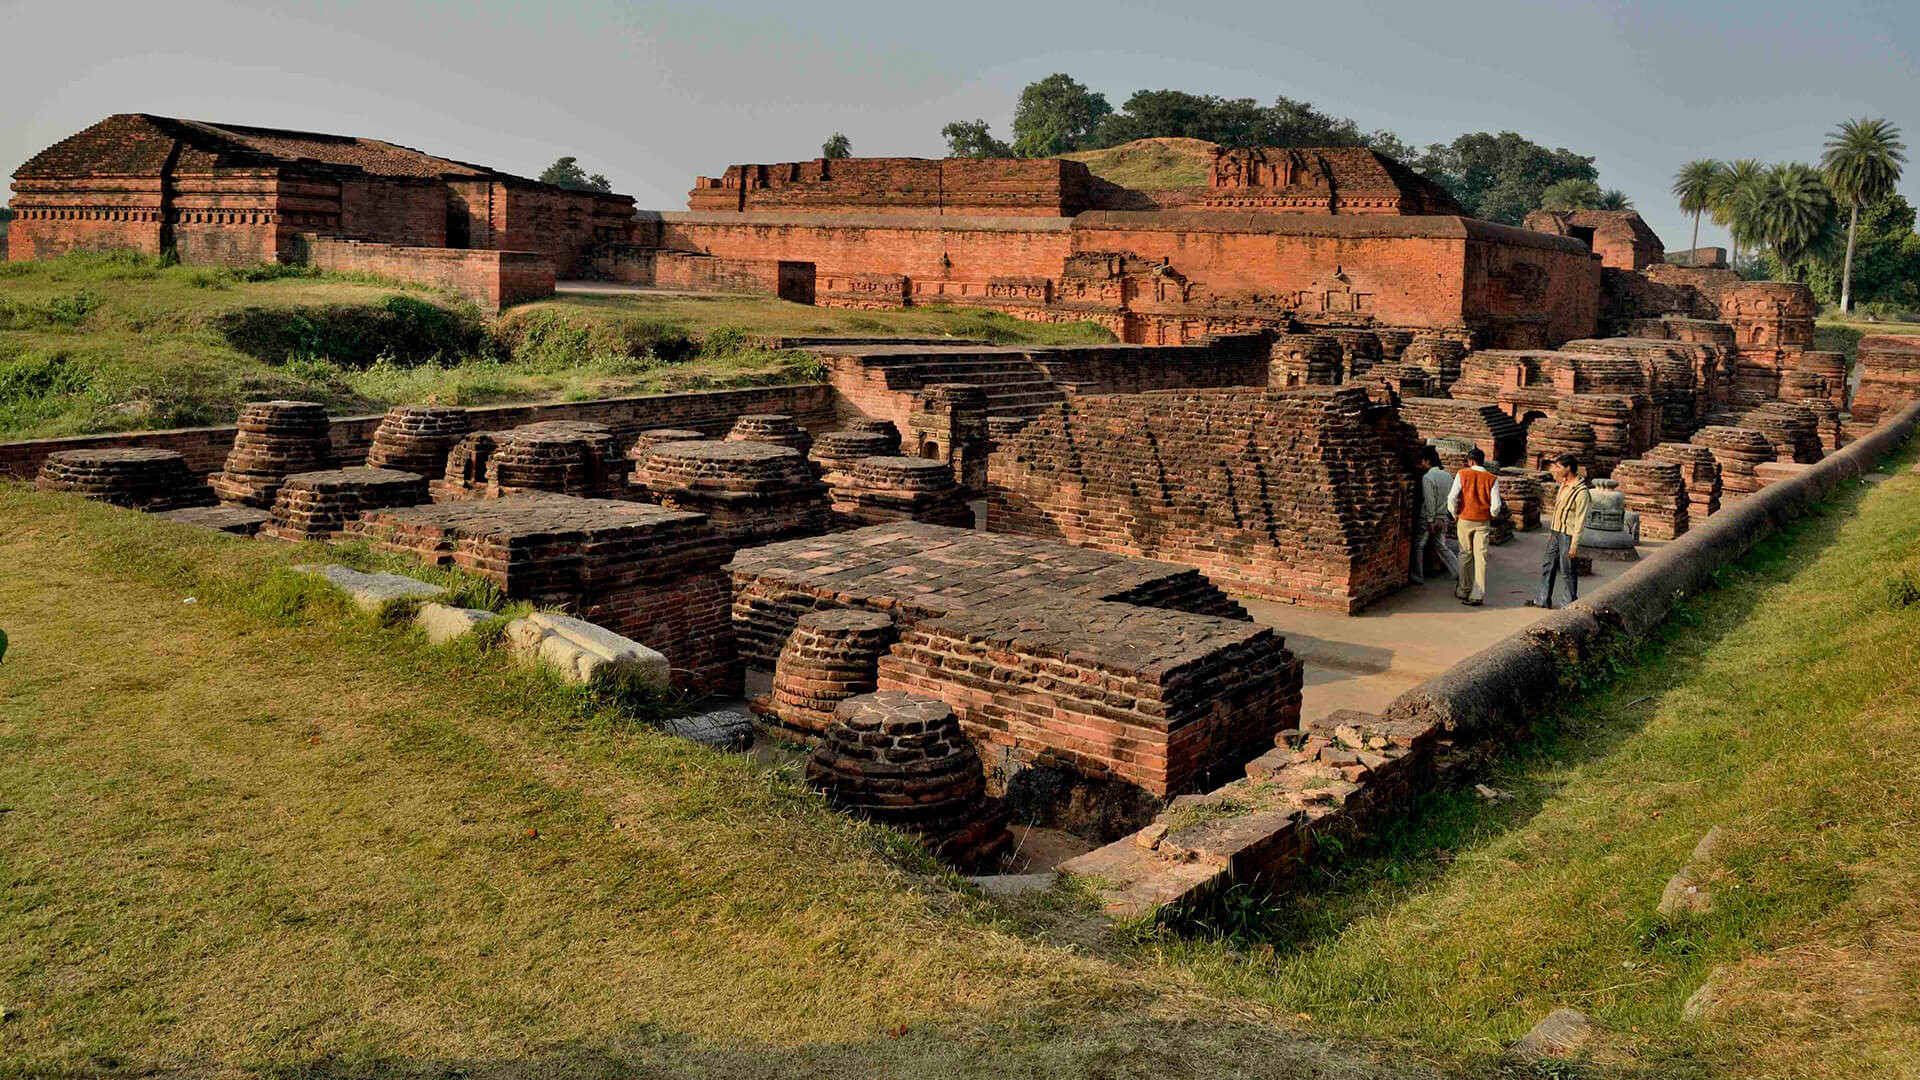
left=365, top=405, right=471, bottom=476
left=35, top=448, right=214, bottom=510
left=211, top=400, right=332, bottom=507
left=726, top=413, right=812, bottom=455
left=756, top=609, right=897, bottom=740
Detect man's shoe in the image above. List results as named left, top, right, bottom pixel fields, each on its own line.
left=1466, top=599, right=1484, bottom=606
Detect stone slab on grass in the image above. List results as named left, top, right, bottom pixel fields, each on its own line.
left=1511, top=1008, right=1595, bottom=1059
left=661, top=702, right=756, bottom=749
left=969, top=873, right=1056, bottom=899
left=297, top=564, right=446, bottom=613
left=504, top=611, right=670, bottom=690
left=416, top=602, right=495, bottom=645
left=158, top=505, right=270, bottom=536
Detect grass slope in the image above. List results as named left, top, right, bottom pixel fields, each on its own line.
left=1059, top=138, right=1218, bottom=190
left=0, top=254, right=1112, bottom=443
left=0, top=486, right=1416, bottom=1080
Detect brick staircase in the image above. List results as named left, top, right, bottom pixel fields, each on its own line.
left=814, top=345, right=1070, bottom=420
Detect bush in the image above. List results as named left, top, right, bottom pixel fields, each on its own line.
left=0, top=291, right=102, bottom=330
left=216, top=294, right=492, bottom=369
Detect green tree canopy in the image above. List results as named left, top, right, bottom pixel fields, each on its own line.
left=1821, top=117, right=1907, bottom=312
left=1775, top=193, right=1920, bottom=311
left=941, top=119, right=1014, bottom=159
left=1081, top=89, right=1373, bottom=150
left=1010, top=74, right=1111, bottom=158
left=821, top=133, right=852, bottom=160
left=1761, top=162, right=1835, bottom=268
left=1540, top=178, right=1604, bottom=211
left=539, top=156, right=612, bottom=192
left=1411, top=132, right=1599, bottom=225
left=1672, top=159, right=1724, bottom=254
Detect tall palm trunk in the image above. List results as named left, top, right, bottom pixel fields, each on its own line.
left=1690, top=211, right=1700, bottom=262
left=1841, top=200, right=1860, bottom=314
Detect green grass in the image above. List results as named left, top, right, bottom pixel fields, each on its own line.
left=1817, top=316, right=1920, bottom=368
left=0, top=253, right=1112, bottom=442
left=1059, top=138, right=1218, bottom=190
left=1133, top=442, right=1920, bottom=1077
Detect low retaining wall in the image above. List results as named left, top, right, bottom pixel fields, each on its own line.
left=297, top=236, right=555, bottom=311
left=0, top=384, right=837, bottom=482
left=1063, top=400, right=1920, bottom=917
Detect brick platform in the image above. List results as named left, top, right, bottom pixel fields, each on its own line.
left=1526, top=417, right=1597, bottom=472
left=632, top=440, right=831, bottom=544
left=988, top=386, right=1416, bottom=613
left=1399, top=397, right=1526, bottom=465
left=1612, top=459, right=1689, bottom=540
left=258, top=467, right=430, bottom=542
left=34, top=448, right=214, bottom=510
left=351, top=495, right=737, bottom=692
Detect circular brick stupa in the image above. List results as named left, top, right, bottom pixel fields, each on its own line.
left=211, top=400, right=333, bottom=507
left=258, top=467, right=430, bottom=542
left=806, top=691, right=1012, bottom=868
left=827, top=456, right=975, bottom=527
left=841, top=417, right=903, bottom=452
left=1691, top=426, right=1774, bottom=499
left=634, top=440, right=830, bottom=542
left=725, top=413, right=813, bottom=455
left=1527, top=417, right=1598, bottom=473
left=440, top=421, right=628, bottom=501
left=35, top=448, right=215, bottom=510
left=365, top=405, right=471, bottom=476
left=752, top=609, right=898, bottom=740
left=809, top=430, right=899, bottom=479
left=1611, top=459, right=1689, bottom=541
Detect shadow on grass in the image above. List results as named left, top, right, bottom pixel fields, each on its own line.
left=1162, top=475, right=1877, bottom=951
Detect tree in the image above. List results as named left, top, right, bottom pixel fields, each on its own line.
left=1081, top=89, right=1372, bottom=150
left=941, top=119, right=1013, bottom=159
left=821, top=133, right=852, bottom=160
left=1710, top=159, right=1766, bottom=266
left=1821, top=117, right=1907, bottom=313
left=1598, top=189, right=1633, bottom=211
left=1671, top=159, right=1724, bottom=259
left=1412, top=132, right=1599, bottom=225
left=1010, top=74, right=1111, bottom=158
left=1758, top=162, right=1834, bottom=270
left=539, top=156, right=612, bottom=192
left=1785, top=193, right=1920, bottom=311
left=1540, top=178, right=1604, bottom=211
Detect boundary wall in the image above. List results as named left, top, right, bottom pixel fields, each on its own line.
left=0, top=384, right=836, bottom=482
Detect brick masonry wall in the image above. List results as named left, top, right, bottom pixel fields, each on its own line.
left=658, top=213, right=1075, bottom=281
left=0, top=384, right=837, bottom=482
left=988, top=386, right=1415, bottom=612
left=299, top=236, right=555, bottom=310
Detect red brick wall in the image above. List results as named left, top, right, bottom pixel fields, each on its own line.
left=5, top=175, right=166, bottom=260
left=300, top=236, right=554, bottom=310
left=0, top=383, right=838, bottom=482
left=659, top=212, right=1074, bottom=281
left=338, top=177, right=446, bottom=248
left=689, top=158, right=1085, bottom=217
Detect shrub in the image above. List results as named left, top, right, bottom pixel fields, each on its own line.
left=216, top=294, right=492, bottom=369
left=0, top=291, right=102, bottom=330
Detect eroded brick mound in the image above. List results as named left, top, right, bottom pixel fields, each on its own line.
left=1496, top=469, right=1543, bottom=531
left=1360, top=362, right=1435, bottom=403
left=841, top=417, right=903, bottom=453
left=1691, top=426, right=1775, bottom=498
left=809, top=430, right=897, bottom=478
left=805, top=691, right=1011, bottom=868
left=211, top=400, right=331, bottom=507
left=828, top=455, right=974, bottom=527
left=365, top=405, right=471, bottom=476
left=1789, top=351, right=1848, bottom=411
left=439, top=422, right=628, bottom=501
left=1527, top=417, right=1597, bottom=472
left=1558, top=394, right=1639, bottom=475
left=1400, top=398, right=1524, bottom=465
left=627, top=427, right=705, bottom=462
left=753, top=609, right=897, bottom=741
left=258, top=467, right=429, bottom=542
left=1402, top=334, right=1467, bottom=390
left=1710, top=402, right=1823, bottom=464
left=35, top=448, right=215, bottom=511
left=1431, top=437, right=1474, bottom=472
left=725, top=413, right=812, bottom=455
left=634, top=440, right=829, bottom=543
left=988, top=386, right=1414, bottom=612
left=1270, top=333, right=1342, bottom=387
left=350, top=494, right=738, bottom=693
left=1612, top=459, right=1688, bottom=540
left=1645, top=443, right=1722, bottom=520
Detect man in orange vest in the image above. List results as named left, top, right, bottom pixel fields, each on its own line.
left=1446, top=447, right=1504, bottom=606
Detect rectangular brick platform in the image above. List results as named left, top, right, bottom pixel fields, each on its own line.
left=350, top=494, right=737, bottom=693
left=729, top=524, right=1299, bottom=798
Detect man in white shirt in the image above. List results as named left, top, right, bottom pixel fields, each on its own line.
left=1411, top=446, right=1460, bottom=585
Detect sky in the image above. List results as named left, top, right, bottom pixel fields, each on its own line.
left=4, top=0, right=1916, bottom=253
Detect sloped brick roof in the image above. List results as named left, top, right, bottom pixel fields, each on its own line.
left=14, top=113, right=537, bottom=184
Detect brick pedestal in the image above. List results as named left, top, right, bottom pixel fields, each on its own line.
left=1644, top=443, right=1722, bottom=521
left=753, top=609, right=897, bottom=741
left=1691, top=426, right=1774, bottom=500
left=1612, top=459, right=1689, bottom=540
left=633, top=440, right=830, bottom=544
left=35, top=448, right=214, bottom=510
left=725, top=413, right=813, bottom=455
left=827, top=455, right=974, bottom=527
left=211, top=400, right=332, bottom=507
left=365, top=405, right=471, bottom=476
left=259, top=467, right=430, bottom=542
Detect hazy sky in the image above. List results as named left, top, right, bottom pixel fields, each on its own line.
left=5, top=0, right=1916, bottom=251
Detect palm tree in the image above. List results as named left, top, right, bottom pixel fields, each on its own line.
left=1598, top=189, right=1633, bottom=211
left=1672, top=159, right=1723, bottom=261
left=1821, top=118, right=1907, bottom=313
left=1540, top=178, right=1603, bottom=211
left=1711, top=159, right=1765, bottom=266
left=1759, top=163, right=1834, bottom=270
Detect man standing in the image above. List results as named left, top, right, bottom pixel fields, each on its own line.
left=1528, top=453, right=1590, bottom=610
left=1447, top=448, right=1503, bottom=606
left=1410, top=446, right=1460, bottom=585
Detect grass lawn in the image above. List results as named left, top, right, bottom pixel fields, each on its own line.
left=0, top=254, right=1112, bottom=443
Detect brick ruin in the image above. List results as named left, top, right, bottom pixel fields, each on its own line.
left=34, top=448, right=215, bottom=511
left=1854, top=336, right=1920, bottom=432
left=987, top=386, right=1416, bottom=613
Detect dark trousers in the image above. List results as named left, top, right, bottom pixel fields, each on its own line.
left=1536, top=531, right=1577, bottom=608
